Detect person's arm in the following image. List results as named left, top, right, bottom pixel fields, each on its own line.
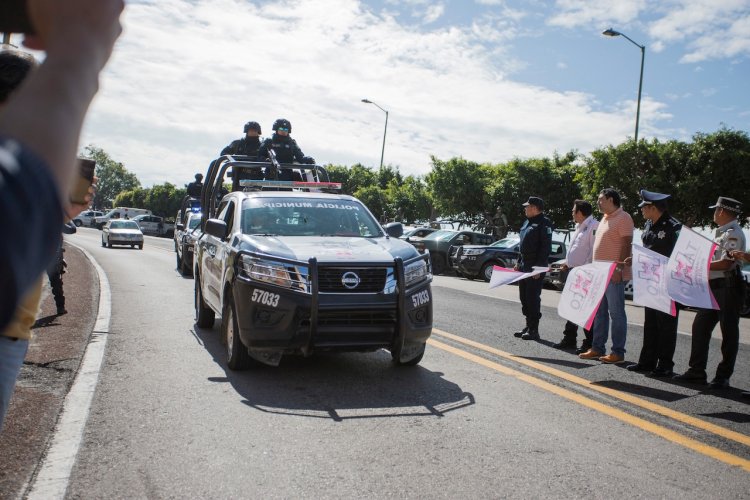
left=0, top=0, right=124, bottom=204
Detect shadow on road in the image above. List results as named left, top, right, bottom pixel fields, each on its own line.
left=591, top=380, right=690, bottom=403
left=193, top=324, right=475, bottom=421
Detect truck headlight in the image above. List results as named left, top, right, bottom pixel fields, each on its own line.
left=238, top=255, right=308, bottom=292
left=404, top=259, right=429, bottom=286
left=462, top=248, right=485, bottom=256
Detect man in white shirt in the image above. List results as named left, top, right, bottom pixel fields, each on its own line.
left=553, top=200, right=599, bottom=352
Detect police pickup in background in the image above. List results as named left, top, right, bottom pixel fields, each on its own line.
left=452, top=236, right=567, bottom=282
left=193, top=156, right=433, bottom=369
left=409, top=229, right=495, bottom=275
left=175, top=211, right=202, bottom=276
left=131, top=214, right=175, bottom=238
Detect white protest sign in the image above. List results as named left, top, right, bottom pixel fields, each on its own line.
left=631, top=244, right=676, bottom=316
left=488, top=266, right=549, bottom=289
left=557, top=261, right=615, bottom=330
left=666, top=227, right=718, bottom=310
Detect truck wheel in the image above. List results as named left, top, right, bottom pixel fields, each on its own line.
left=180, top=245, right=191, bottom=275
left=73, top=220, right=82, bottom=227
left=195, top=277, right=215, bottom=328
left=176, top=252, right=182, bottom=272
left=139, top=244, right=144, bottom=250
left=101, top=238, right=105, bottom=247
left=481, top=261, right=503, bottom=282
left=223, top=298, right=252, bottom=370
left=392, top=342, right=426, bottom=366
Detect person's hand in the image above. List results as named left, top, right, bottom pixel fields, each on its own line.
left=64, top=176, right=97, bottom=220
left=561, top=264, right=569, bottom=272
left=611, top=267, right=623, bottom=284
left=24, top=0, right=124, bottom=68
left=623, top=256, right=632, bottom=266
left=532, top=274, right=541, bottom=280
left=513, top=264, right=520, bottom=271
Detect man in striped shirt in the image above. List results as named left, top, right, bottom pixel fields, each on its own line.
left=579, top=188, right=634, bottom=364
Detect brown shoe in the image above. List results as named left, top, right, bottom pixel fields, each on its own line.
left=599, top=353, right=624, bottom=364
left=578, top=349, right=603, bottom=360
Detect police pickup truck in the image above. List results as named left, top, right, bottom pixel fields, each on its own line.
left=193, top=156, right=433, bottom=369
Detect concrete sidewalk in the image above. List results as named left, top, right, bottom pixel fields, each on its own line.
left=432, top=275, right=750, bottom=345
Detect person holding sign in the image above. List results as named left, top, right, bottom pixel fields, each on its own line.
left=579, top=188, right=634, bottom=363
left=674, top=197, right=746, bottom=389
left=512, top=196, right=553, bottom=341
left=627, top=190, right=681, bottom=377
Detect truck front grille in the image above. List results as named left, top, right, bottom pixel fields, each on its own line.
left=318, top=267, right=388, bottom=293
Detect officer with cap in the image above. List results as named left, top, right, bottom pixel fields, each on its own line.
left=626, top=189, right=682, bottom=377
left=257, top=118, right=315, bottom=181
left=221, top=121, right=264, bottom=189
left=674, top=196, right=747, bottom=388
left=186, top=173, right=203, bottom=198
left=513, top=196, right=553, bottom=340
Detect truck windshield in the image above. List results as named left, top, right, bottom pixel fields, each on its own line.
left=241, top=198, right=383, bottom=237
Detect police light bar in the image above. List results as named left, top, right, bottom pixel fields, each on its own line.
left=239, top=180, right=342, bottom=190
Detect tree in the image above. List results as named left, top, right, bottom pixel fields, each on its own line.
left=83, top=145, right=140, bottom=209
left=425, top=156, right=491, bottom=224
left=384, top=176, right=431, bottom=224
left=354, top=184, right=388, bottom=221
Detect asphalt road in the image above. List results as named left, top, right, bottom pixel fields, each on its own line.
left=29, top=228, right=750, bottom=498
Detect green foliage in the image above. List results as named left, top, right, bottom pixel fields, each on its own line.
left=354, top=184, right=388, bottom=221
left=425, top=156, right=491, bottom=223
left=385, top=176, right=431, bottom=224
left=83, top=145, right=140, bottom=209
left=579, top=127, right=750, bottom=228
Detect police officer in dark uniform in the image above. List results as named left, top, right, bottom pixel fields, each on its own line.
left=674, top=196, right=747, bottom=388
left=186, top=173, right=203, bottom=198
left=257, top=118, right=315, bottom=181
left=513, top=196, right=553, bottom=340
left=221, top=121, right=264, bottom=190
left=47, top=221, right=77, bottom=315
left=627, top=189, right=682, bottom=377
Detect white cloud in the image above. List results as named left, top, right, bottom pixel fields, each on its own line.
left=422, top=4, right=445, bottom=24
left=557, top=61, right=567, bottom=69
left=80, top=0, right=666, bottom=187
left=547, top=0, right=646, bottom=29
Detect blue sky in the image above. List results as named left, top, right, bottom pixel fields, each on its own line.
left=25, top=0, right=750, bottom=186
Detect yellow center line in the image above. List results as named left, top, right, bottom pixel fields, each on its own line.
left=428, top=338, right=750, bottom=472
left=430, top=328, right=750, bottom=449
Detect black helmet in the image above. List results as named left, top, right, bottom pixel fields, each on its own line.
left=272, top=118, right=292, bottom=133
left=243, top=121, right=261, bottom=134
left=195, top=173, right=203, bottom=181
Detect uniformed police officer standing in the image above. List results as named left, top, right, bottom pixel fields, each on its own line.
left=674, top=196, right=747, bottom=388
left=257, top=118, right=315, bottom=181
left=513, top=196, right=553, bottom=340
left=221, top=121, right=263, bottom=189
left=626, top=189, right=682, bottom=377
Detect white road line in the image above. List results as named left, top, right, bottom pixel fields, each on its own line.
left=26, top=245, right=111, bottom=500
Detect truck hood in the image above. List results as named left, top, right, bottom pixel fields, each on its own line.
left=237, top=235, right=419, bottom=264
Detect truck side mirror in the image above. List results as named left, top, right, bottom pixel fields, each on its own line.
left=384, top=222, right=403, bottom=238
left=205, top=219, right=228, bottom=239
left=176, top=223, right=184, bottom=231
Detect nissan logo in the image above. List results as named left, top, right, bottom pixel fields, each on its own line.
left=341, top=271, right=361, bottom=289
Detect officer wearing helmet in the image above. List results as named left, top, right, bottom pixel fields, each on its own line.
left=221, top=121, right=263, bottom=189
left=257, top=118, right=315, bottom=181
left=186, top=173, right=203, bottom=198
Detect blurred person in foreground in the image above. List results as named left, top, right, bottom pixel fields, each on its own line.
left=0, top=0, right=123, bottom=430
left=0, top=0, right=122, bottom=330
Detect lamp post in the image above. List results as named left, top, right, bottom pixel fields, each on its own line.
left=603, top=28, right=645, bottom=163
left=361, top=98, right=389, bottom=170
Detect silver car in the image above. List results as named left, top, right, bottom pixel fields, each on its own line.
left=101, top=220, right=144, bottom=249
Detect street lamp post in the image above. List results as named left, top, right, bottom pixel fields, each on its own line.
left=361, top=98, right=389, bottom=170
left=603, top=28, right=645, bottom=163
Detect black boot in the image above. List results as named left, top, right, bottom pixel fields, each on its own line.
left=553, top=336, right=577, bottom=349
left=521, top=329, right=540, bottom=341
left=513, top=327, right=528, bottom=338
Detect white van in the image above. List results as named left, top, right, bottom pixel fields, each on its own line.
left=94, top=207, right=152, bottom=229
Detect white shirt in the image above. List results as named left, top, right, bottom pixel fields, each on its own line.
left=566, top=215, right=599, bottom=268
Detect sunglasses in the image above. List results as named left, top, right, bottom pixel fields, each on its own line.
left=278, top=127, right=289, bottom=132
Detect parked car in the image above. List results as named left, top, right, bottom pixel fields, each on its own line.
left=454, top=237, right=566, bottom=282
left=410, top=229, right=495, bottom=275
left=400, top=226, right=437, bottom=242
left=175, top=212, right=202, bottom=276
left=131, top=214, right=175, bottom=238
left=72, top=210, right=103, bottom=227
left=101, top=219, right=144, bottom=249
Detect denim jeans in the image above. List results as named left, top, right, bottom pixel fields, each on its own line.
left=0, top=336, right=29, bottom=431
left=592, top=281, right=627, bottom=356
